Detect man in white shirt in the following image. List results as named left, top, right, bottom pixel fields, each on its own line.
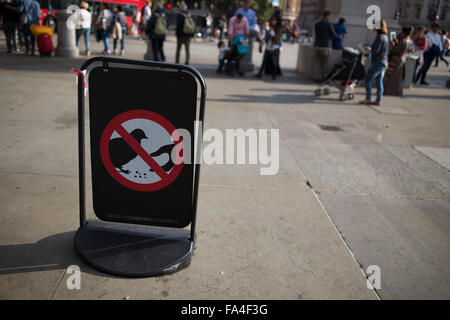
left=416, top=24, right=441, bottom=85
left=75, top=1, right=92, bottom=56
left=434, top=30, right=449, bottom=67
left=141, top=1, right=152, bottom=37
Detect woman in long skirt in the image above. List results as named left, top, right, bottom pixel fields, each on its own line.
left=383, top=27, right=414, bottom=96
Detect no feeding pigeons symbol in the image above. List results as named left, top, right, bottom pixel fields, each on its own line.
left=100, top=110, right=184, bottom=192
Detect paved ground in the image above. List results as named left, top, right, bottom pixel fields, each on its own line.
left=0, top=33, right=449, bottom=300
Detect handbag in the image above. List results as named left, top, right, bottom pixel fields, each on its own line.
left=19, top=12, right=28, bottom=28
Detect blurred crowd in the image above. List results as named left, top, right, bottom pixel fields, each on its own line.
left=312, top=10, right=449, bottom=105
left=1, top=0, right=448, bottom=93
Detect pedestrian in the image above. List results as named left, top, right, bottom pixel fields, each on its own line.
left=175, top=3, right=194, bottom=65
left=313, top=11, right=337, bottom=80
left=111, top=5, right=127, bottom=55
left=235, top=0, right=257, bottom=31
left=412, top=25, right=427, bottom=84
left=415, top=24, right=442, bottom=85
left=383, top=26, right=414, bottom=96
left=0, top=0, right=19, bottom=53
left=235, top=0, right=257, bottom=67
left=331, top=17, right=346, bottom=50
left=290, top=21, right=300, bottom=43
left=359, top=19, right=389, bottom=106
left=147, top=2, right=168, bottom=61
left=218, top=14, right=227, bottom=40
left=227, top=13, right=249, bottom=75
left=216, top=40, right=229, bottom=73
left=131, top=7, right=141, bottom=38
left=255, top=13, right=282, bottom=80
left=140, top=0, right=152, bottom=39
left=434, top=30, right=449, bottom=67
left=15, top=0, right=40, bottom=55
left=203, top=13, right=212, bottom=40
left=75, top=1, right=91, bottom=56
left=96, top=3, right=112, bottom=54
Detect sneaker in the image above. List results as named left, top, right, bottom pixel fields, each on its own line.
left=371, top=101, right=381, bottom=106
left=113, top=49, right=117, bottom=55
left=86, top=51, right=91, bottom=57
left=358, top=99, right=370, bottom=105
left=120, top=50, right=124, bottom=56
left=420, top=81, right=429, bottom=85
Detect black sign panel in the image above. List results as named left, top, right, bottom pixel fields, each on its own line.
left=88, top=66, right=197, bottom=228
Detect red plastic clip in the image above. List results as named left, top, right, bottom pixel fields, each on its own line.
left=71, top=68, right=87, bottom=88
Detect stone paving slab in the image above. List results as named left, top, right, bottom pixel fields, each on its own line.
left=415, top=146, right=450, bottom=172
left=318, top=192, right=450, bottom=300
left=283, top=141, right=450, bottom=200
left=52, top=184, right=377, bottom=300
left=0, top=172, right=78, bottom=299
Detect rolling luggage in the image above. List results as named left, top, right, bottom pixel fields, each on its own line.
left=37, top=33, right=53, bottom=56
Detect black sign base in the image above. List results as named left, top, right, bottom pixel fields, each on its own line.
left=74, top=220, right=192, bottom=277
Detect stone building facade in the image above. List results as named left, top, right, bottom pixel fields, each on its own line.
left=397, top=0, right=450, bottom=30
left=279, top=0, right=303, bottom=22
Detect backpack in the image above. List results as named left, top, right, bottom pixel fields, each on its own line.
left=19, top=1, right=31, bottom=28
left=154, top=13, right=167, bottom=36
left=183, top=13, right=195, bottom=35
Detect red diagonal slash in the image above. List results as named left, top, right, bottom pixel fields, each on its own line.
left=114, top=125, right=168, bottom=179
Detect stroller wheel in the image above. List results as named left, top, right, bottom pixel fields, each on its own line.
left=339, top=93, right=346, bottom=101
left=314, top=89, right=322, bottom=96
left=348, top=93, right=355, bottom=100
left=323, top=88, right=330, bottom=95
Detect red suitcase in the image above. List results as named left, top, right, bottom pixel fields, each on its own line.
left=37, top=33, right=54, bottom=56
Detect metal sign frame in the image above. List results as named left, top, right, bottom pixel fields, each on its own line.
left=75, top=57, right=206, bottom=277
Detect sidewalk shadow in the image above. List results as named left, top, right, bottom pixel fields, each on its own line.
left=0, top=231, right=124, bottom=279
left=0, top=232, right=75, bottom=275
left=193, top=64, right=309, bottom=85
left=208, top=93, right=315, bottom=104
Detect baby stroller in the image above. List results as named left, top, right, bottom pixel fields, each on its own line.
left=315, top=48, right=365, bottom=101
left=225, top=34, right=249, bottom=76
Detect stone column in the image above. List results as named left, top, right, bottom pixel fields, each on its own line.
left=55, top=11, right=79, bottom=58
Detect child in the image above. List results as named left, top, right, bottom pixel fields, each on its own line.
left=216, top=41, right=228, bottom=73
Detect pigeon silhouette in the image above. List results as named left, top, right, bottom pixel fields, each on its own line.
left=149, top=137, right=184, bottom=173
left=109, top=129, right=148, bottom=174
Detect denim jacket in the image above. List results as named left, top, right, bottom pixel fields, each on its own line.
left=15, top=0, right=40, bottom=25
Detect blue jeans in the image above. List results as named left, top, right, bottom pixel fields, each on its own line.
left=76, top=28, right=91, bottom=52
left=101, top=29, right=109, bottom=52
left=24, top=24, right=35, bottom=53
left=365, top=61, right=386, bottom=102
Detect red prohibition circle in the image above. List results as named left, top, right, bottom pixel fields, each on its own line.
left=100, top=109, right=184, bottom=192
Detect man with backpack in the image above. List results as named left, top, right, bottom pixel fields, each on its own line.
left=147, top=2, right=168, bottom=61
left=175, top=3, right=195, bottom=65
left=15, top=0, right=40, bottom=55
